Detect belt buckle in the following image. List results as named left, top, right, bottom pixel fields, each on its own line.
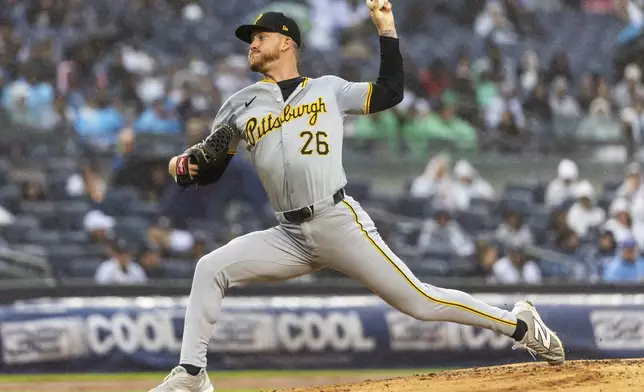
left=301, top=206, right=313, bottom=221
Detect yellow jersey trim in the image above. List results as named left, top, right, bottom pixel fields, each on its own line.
left=364, top=82, right=373, bottom=114
left=341, top=200, right=517, bottom=328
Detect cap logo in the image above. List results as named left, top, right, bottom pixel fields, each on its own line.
left=282, top=25, right=289, bottom=32
left=254, top=14, right=263, bottom=25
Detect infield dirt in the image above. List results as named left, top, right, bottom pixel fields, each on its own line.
left=0, top=360, right=641, bottom=391
left=286, top=359, right=644, bottom=392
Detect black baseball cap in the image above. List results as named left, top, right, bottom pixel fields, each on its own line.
left=235, top=12, right=301, bottom=47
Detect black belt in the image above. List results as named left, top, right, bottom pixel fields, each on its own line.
left=283, top=189, right=345, bottom=224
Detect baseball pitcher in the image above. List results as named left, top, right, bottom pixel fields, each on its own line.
left=151, top=3, right=564, bottom=391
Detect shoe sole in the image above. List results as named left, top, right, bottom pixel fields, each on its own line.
left=518, top=301, right=565, bottom=366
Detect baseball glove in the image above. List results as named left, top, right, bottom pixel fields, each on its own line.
left=175, top=124, right=234, bottom=186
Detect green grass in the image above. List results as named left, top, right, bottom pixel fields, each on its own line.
left=0, top=369, right=445, bottom=392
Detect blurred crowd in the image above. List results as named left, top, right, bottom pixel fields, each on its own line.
left=394, top=154, right=644, bottom=284
left=0, top=0, right=643, bottom=284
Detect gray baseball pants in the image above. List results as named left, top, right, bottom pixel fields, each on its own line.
left=180, top=195, right=518, bottom=367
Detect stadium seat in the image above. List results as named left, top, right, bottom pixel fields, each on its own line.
left=0, top=215, right=41, bottom=243
left=455, top=209, right=490, bottom=235
left=0, top=184, right=22, bottom=214
left=24, top=230, right=63, bottom=247
left=345, top=180, right=372, bottom=202
left=396, top=196, right=431, bottom=218
left=67, top=258, right=104, bottom=279
left=19, top=201, right=57, bottom=229
left=161, top=259, right=196, bottom=279
left=47, top=244, right=89, bottom=266
left=127, top=200, right=160, bottom=220
left=408, top=258, right=450, bottom=277
left=56, top=201, right=91, bottom=230
left=59, top=230, right=90, bottom=245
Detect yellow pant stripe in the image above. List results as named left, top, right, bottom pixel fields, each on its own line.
left=364, top=82, right=373, bottom=114
left=341, top=200, right=516, bottom=328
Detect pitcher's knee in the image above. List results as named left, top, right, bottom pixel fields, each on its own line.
left=194, top=254, right=230, bottom=291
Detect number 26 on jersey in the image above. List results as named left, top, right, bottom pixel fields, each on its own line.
left=299, top=130, right=329, bottom=156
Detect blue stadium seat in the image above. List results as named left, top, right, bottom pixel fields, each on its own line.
left=396, top=196, right=431, bottom=218
left=1, top=215, right=41, bottom=243
left=24, top=230, right=63, bottom=247
left=20, top=201, right=57, bottom=229
left=127, top=200, right=160, bottom=220
left=0, top=184, right=21, bottom=214
left=345, top=180, right=371, bottom=202
left=67, top=258, right=104, bottom=279
left=162, top=259, right=196, bottom=279
left=56, top=201, right=91, bottom=230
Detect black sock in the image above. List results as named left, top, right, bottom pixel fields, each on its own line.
left=511, top=319, right=528, bottom=341
left=180, top=364, right=202, bottom=376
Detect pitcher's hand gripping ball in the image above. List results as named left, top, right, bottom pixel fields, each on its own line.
left=366, top=0, right=385, bottom=10
left=175, top=124, right=234, bottom=187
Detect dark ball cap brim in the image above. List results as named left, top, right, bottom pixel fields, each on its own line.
left=235, top=25, right=275, bottom=44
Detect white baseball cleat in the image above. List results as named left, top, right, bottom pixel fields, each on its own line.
left=512, top=300, right=565, bottom=365
left=148, top=366, right=214, bottom=392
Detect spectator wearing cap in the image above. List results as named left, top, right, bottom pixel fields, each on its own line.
left=417, top=206, right=475, bottom=258
left=137, top=242, right=165, bottom=279
left=545, top=159, right=583, bottom=208
left=471, top=240, right=499, bottom=279
left=452, top=159, right=495, bottom=210
left=566, top=180, right=606, bottom=238
left=613, top=63, right=643, bottom=109
left=95, top=238, right=147, bottom=284
left=134, top=98, right=182, bottom=134
left=603, top=198, right=644, bottom=248
left=585, top=229, right=618, bottom=278
left=495, top=208, right=534, bottom=247
left=491, top=242, right=542, bottom=284
left=602, top=238, right=644, bottom=282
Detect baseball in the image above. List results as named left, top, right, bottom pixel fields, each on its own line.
left=366, top=0, right=385, bottom=11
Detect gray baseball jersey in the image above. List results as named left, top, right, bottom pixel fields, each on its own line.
left=173, top=75, right=522, bottom=372
left=212, top=76, right=372, bottom=212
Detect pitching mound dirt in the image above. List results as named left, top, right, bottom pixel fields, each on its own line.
left=284, top=359, right=644, bottom=392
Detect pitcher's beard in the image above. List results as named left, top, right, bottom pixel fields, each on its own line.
left=250, top=49, right=281, bottom=73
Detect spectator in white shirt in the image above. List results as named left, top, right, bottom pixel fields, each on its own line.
left=452, top=159, right=496, bottom=210
left=485, top=82, right=525, bottom=131
left=613, top=63, right=643, bottom=109
left=549, top=77, right=582, bottom=119
left=492, top=243, right=542, bottom=284
left=410, top=154, right=454, bottom=207
left=495, top=209, right=534, bottom=246
left=545, top=159, right=582, bottom=208
left=621, top=163, right=644, bottom=223
left=95, top=238, right=147, bottom=285
left=566, top=180, right=606, bottom=237
left=616, top=162, right=644, bottom=201
left=603, top=198, right=644, bottom=249
left=417, top=207, right=475, bottom=258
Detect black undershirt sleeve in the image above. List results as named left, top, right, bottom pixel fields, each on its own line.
left=368, top=36, right=404, bottom=114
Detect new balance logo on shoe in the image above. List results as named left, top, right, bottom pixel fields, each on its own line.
left=533, top=318, right=551, bottom=349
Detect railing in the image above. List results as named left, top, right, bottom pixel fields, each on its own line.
left=0, top=278, right=643, bottom=305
